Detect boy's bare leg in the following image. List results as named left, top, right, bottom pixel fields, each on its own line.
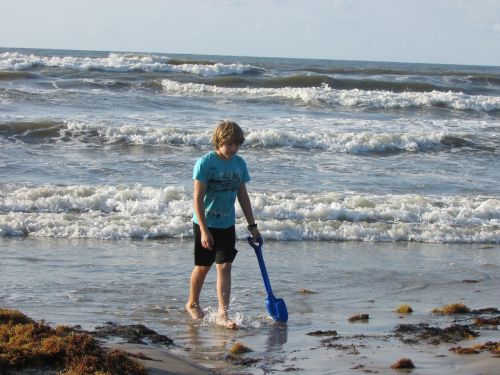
left=186, top=265, right=210, bottom=320
left=215, top=262, right=237, bottom=329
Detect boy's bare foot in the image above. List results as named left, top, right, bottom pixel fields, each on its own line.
left=216, top=312, right=238, bottom=330
left=186, top=303, right=204, bottom=320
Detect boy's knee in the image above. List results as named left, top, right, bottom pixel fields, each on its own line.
left=216, top=262, right=232, bottom=272
left=195, top=265, right=211, bottom=275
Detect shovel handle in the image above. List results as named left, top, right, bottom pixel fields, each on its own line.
left=247, top=235, right=263, bottom=250
left=248, top=236, right=274, bottom=296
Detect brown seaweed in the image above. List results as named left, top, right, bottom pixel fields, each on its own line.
left=432, top=303, right=470, bottom=315
left=229, top=342, right=252, bottom=355
left=93, top=322, right=174, bottom=346
left=297, top=288, right=317, bottom=294
left=395, top=305, right=413, bottom=314
left=474, top=316, right=500, bottom=326
left=390, top=358, right=415, bottom=369
left=394, top=323, right=478, bottom=345
left=306, top=330, right=338, bottom=336
left=0, top=308, right=147, bottom=375
left=348, top=314, right=369, bottom=322
left=450, top=341, right=500, bottom=356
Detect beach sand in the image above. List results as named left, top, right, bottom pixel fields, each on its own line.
left=106, top=343, right=212, bottom=375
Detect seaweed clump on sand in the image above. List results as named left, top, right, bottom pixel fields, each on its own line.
left=390, top=358, right=415, bottom=369
left=473, top=316, right=500, bottom=327
left=297, top=288, right=317, bottom=294
left=229, top=342, right=252, bottom=355
left=450, top=341, right=500, bottom=356
left=224, top=341, right=259, bottom=367
left=470, top=308, right=500, bottom=328
left=432, top=303, right=470, bottom=315
left=394, top=323, right=478, bottom=345
left=0, top=308, right=147, bottom=375
left=348, top=314, right=369, bottom=322
left=93, top=322, right=174, bottom=346
left=471, top=307, right=500, bottom=315
left=395, top=304, right=413, bottom=314
left=306, top=330, right=338, bottom=337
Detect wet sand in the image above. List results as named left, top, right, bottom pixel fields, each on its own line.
left=106, top=343, right=212, bottom=375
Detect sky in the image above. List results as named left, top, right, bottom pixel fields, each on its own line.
left=1, top=0, right=499, bottom=66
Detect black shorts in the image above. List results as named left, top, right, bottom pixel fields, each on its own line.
left=193, top=223, right=238, bottom=266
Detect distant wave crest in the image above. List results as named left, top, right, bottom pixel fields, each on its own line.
left=161, top=79, right=500, bottom=111
left=265, top=74, right=442, bottom=92
left=0, top=52, right=257, bottom=76
left=1, top=184, right=499, bottom=243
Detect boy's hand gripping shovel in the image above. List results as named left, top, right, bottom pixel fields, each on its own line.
left=247, top=236, right=288, bottom=323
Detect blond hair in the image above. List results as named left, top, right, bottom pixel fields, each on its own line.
left=211, top=120, right=245, bottom=149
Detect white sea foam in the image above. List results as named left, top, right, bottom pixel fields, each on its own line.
left=0, top=52, right=254, bottom=76
left=60, top=120, right=476, bottom=153
left=1, top=184, right=499, bottom=243
left=161, top=79, right=500, bottom=111
left=0, top=184, right=192, bottom=239
left=64, top=121, right=212, bottom=146
left=245, top=129, right=448, bottom=152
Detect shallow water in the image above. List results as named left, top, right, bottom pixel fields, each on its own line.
left=2, top=237, right=499, bottom=373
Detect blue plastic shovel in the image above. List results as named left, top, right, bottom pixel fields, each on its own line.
left=247, top=236, right=288, bottom=323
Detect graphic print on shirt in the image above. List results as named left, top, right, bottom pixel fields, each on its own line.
left=208, top=168, right=242, bottom=193
left=205, top=167, right=242, bottom=220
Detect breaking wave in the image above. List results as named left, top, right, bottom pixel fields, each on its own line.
left=0, top=120, right=489, bottom=154
left=0, top=51, right=258, bottom=77
left=265, top=74, right=441, bottom=92
left=1, top=184, right=498, bottom=243
left=161, top=79, right=500, bottom=111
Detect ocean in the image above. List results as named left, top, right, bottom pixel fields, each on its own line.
left=1, top=48, right=500, bottom=374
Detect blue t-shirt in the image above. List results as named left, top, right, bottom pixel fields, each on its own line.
left=193, top=151, right=250, bottom=228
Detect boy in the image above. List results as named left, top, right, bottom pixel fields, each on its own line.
left=186, top=120, right=260, bottom=329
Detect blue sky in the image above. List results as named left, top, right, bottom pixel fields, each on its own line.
left=1, top=0, right=499, bottom=66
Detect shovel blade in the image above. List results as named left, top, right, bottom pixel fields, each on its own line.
left=265, top=296, right=276, bottom=317
left=266, top=295, right=288, bottom=323
left=275, top=298, right=288, bottom=323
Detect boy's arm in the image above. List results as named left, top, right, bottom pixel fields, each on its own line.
left=194, top=179, right=214, bottom=250
left=237, top=182, right=261, bottom=241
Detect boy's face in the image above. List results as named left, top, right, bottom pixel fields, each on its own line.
left=217, top=140, right=240, bottom=160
